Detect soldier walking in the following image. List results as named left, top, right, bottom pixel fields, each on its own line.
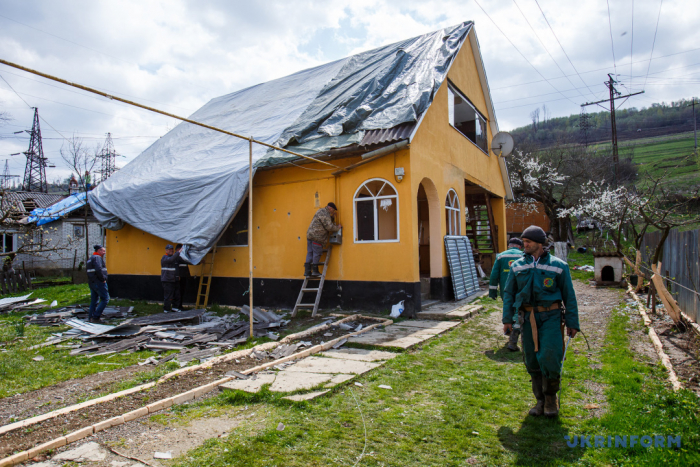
left=489, top=237, right=523, bottom=351
left=502, top=226, right=579, bottom=417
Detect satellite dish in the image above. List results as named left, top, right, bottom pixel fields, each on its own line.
left=491, top=132, right=514, bottom=157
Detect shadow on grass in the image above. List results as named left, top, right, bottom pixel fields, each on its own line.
left=498, top=415, right=585, bottom=466
left=484, top=347, right=523, bottom=364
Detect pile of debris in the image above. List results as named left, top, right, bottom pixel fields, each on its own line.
left=24, top=305, right=134, bottom=326
left=29, top=306, right=290, bottom=365
left=0, top=293, right=49, bottom=314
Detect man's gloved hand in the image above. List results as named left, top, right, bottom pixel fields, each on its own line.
left=489, top=290, right=497, bottom=299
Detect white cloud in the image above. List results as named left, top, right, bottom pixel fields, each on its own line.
left=0, top=0, right=697, bottom=182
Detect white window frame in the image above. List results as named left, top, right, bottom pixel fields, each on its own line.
left=445, top=189, right=461, bottom=236
left=353, top=178, right=400, bottom=243
left=447, top=82, right=489, bottom=155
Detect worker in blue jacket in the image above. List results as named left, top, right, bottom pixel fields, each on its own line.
left=489, top=237, right=524, bottom=351
left=502, top=226, right=580, bottom=418
left=87, top=245, right=109, bottom=323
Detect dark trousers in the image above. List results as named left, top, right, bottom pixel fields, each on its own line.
left=88, top=282, right=110, bottom=319
left=162, top=281, right=180, bottom=311
left=305, top=240, right=323, bottom=265
left=176, top=278, right=186, bottom=310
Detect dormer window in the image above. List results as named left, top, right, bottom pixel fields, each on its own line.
left=448, top=83, right=488, bottom=154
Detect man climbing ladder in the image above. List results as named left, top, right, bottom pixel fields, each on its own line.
left=304, top=202, right=341, bottom=277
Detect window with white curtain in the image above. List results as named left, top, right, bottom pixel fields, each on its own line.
left=445, top=189, right=461, bottom=235
left=354, top=178, right=399, bottom=242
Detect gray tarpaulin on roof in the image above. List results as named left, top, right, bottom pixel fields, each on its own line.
left=89, top=22, right=472, bottom=265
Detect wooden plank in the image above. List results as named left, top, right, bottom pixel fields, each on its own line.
left=651, top=264, right=682, bottom=324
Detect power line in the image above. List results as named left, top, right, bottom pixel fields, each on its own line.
left=472, top=0, right=580, bottom=107
left=511, top=0, right=587, bottom=99
left=491, top=46, right=700, bottom=91
left=629, top=0, right=634, bottom=89
left=643, top=0, right=664, bottom=90
left=494, top=83, right=606, bottom=105
left=606, top=0, right=617, bottom=77
left=533, top=0, right=598, bottom=96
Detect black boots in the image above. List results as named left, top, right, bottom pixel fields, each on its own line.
left=543, top=378, right=561, bottom=417
left=311, top=264, right=322, bottom=277
left=304, top=263, right=312, bottom=277
left=507, top=328, right=521, bottom=352
left=529, top=372, right=545, bottom=416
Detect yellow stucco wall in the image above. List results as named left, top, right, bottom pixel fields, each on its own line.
left=106, top=29, right=508, bottom=286
left=107, top=149, right=415, bottom=283
left=409, top=31, right=508, bottom=278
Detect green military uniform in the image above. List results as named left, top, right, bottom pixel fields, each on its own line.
left=489, top=247, right=523, bottom=299
left=490, top=246, right=524, bottom=351
left=503, top=249, right=580, bottom=417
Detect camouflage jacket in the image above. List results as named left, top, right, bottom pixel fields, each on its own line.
left=306, top=207, right=339, bottom=243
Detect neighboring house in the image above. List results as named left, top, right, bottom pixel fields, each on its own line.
left=506, top=201, right=551, bottom=238
left=15, top=192, right=105, bottom=270
left=90, top=22, right=513, bottom=313
left=0, top=191, right=65, bottom=261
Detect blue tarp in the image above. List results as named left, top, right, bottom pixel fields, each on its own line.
left=28, top=192, right=86, bottom=226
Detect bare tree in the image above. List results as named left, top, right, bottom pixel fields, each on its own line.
left=530, top=108, right=540, bottom=131
left=60, top=136, right=100, bottom=262
left=541, top=104, right=550, bottom=129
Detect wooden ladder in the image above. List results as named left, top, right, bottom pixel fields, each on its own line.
left=292, top=245, right=331, bottom=318
left=195, top=246, right=217, bottom=308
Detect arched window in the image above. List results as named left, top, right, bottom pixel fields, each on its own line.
left=445, top=189, right=461, bottom=236
left=354, top=178, right=399, bottom=242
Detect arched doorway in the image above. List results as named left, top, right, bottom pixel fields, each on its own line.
left=417, top=178, right=441, bottom=301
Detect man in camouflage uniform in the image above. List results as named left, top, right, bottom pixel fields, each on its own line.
left=489, top=237, right=523, bottom=351
left=503, top=226, right=579, bottom=418
left=305, top=202, right=341, bottom=277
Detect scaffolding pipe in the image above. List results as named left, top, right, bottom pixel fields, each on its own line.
left=0, top=58, right=340, bottom=169
left=249, top=138, right=254, bottom=339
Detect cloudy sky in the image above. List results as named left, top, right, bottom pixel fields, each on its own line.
left=0, top=0, right=697, bottom=182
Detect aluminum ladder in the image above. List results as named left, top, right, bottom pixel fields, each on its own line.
left=292, top=245, right=331, bottom=318
left=195, top=246, right=217, bottom=308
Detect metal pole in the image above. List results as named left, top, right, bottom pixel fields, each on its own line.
left=608, top=74, right=619, bottom=185
left=248, top=138, right=254, bottom=339
left=694, top=100, right=697, bottom=150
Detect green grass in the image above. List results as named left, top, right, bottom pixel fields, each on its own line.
left=593, top=134, right=700, bottom=194
left=567, top=247, right=595, bottom=282
left=159, top=298, right=699, bottom=466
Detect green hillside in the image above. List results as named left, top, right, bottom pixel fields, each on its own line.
left=592, top=132, right=699, bottom=193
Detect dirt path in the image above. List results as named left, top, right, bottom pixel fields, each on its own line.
left=0, top=364, right=156, bottom=426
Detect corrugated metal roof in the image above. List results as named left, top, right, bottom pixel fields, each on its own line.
left=1, top=192, right=66, bottom=214
left=360, top=122, right=415, bottom=146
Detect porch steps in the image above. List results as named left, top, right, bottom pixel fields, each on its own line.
left=292, top=245, right=332, bottom=318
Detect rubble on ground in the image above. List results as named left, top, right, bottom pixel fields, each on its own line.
left=0, top=293, right=48, bottom=314
left=23, top=305, right=291, bottom=364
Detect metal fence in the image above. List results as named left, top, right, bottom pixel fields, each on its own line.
left=641, top=227, right=700, bottom=323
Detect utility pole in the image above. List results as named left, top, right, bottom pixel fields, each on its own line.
left=687, top=98, right=698, bottom=150
left=1, top=160, right=20, bottom=190
left=98, top=132, right=118, bottom=183
left=581, top=77, right=644, bottom=185
left=0, top=160, right=20, bottom=190
left=22, top=108, right=49, bottom=193
left=579, top=110, right=591, bottom=147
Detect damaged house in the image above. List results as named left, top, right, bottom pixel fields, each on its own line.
left=89, top=22, right=513, bottom=315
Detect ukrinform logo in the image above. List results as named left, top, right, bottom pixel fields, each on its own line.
left=565, top=435, right=681, bottom=448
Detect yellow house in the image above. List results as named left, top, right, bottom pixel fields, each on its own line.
left=90, top=22, right=513, bottom=316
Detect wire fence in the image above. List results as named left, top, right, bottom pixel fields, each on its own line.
left=641, top=227, right=700, bottom=323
